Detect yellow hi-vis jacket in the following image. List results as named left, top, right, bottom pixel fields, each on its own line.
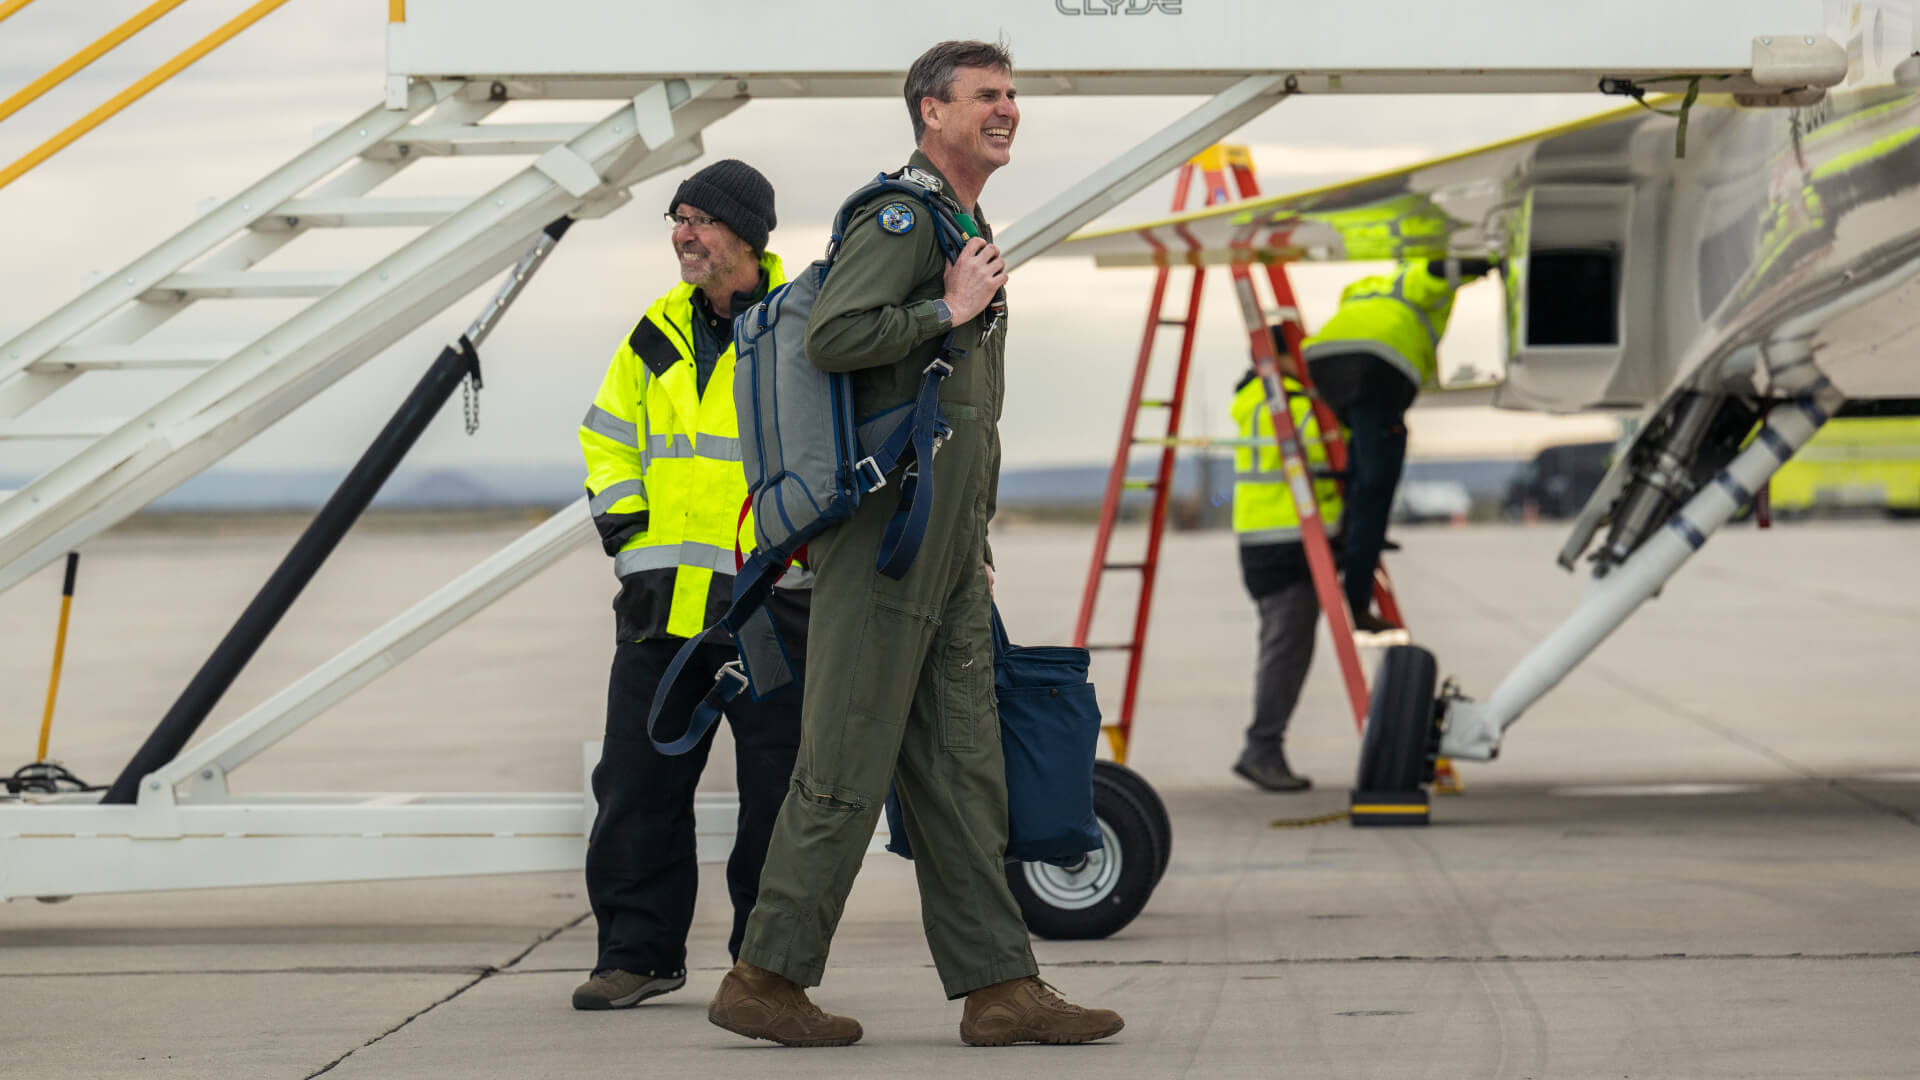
left=579, top=251, right=801, bottom=642
left=1231, top=375, right=1343, bottom=544
left=1301, top=259, right=1459, bottom=392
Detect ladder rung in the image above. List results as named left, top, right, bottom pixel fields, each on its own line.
left=369, top=123, right=592, bottom=159
left=255, top=197, right=469, bottom=231
left=1122, top=480, right=1157, bottom=491
left=1103, top=562, right=1146, bottom=571
left=0, top=416, right=129, bottom=440
left=141, top=271, right=354, bottom=301
left=31, top=343, right=242, bottom=372
left=1138, top=399, right=1173, bottom=409
left=1156, top=317, right=1189, bottom=327
left=1085, top=643, right=1137, bottom=653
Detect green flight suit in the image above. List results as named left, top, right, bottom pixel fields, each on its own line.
left=738, top=150, right=1037, bottom=999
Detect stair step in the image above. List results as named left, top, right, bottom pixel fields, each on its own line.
left=0, top=416, right=129, bottom=440
left=32, top=343, right=243, bottom=372
left=1103, top=561, right=1147, bottom=571
left=369, top=123, right=592, bottom=159
left=1085, top=642, right=1138, bottom=653
left=254, top=197, right=469, bottom=231
left=141, top=271, right=354, bottom=301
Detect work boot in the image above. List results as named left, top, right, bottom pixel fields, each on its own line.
left=959, top=976, right=1124, bottom=1046
left=1350, top=608, right=1399, bottom=634
left=571, top=968, right=685, bottom=1010
left=1234, top=750, right=1312, bottom=792
left=708, top=961, right=862, bottom=1047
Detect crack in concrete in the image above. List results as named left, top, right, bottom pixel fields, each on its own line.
left=301, top=911, right=588, bottom=1079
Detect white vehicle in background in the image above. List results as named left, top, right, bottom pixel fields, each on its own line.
left=1392, top=480, right=1473, bottom=524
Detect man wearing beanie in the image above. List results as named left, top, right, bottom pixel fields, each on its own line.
left=573, top=159, right=808, bottom=1010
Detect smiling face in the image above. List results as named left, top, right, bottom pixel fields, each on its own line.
left=920, top=65, right=1019, bottom=176
left=669, top=203, right=750, bottom=291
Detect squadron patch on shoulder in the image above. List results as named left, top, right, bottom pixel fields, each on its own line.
left=877, top=202, right=916, bottom=235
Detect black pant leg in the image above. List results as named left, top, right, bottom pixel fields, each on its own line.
left=722, top=675, right=803, bottom=962
left=585, top=638, right=721, bottom=976
left=1340, top=400, right=1409, bottom=616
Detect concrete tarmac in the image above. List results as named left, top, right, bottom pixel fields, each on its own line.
left=3, top=518, right=1918, bottom=1077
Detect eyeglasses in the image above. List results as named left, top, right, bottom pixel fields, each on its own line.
left=664, top=212, right=722, bottom=230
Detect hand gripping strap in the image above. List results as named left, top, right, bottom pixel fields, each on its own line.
left=645, top=552, right=796, bottom=756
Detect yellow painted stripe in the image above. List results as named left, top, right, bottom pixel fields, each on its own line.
left=0, top=0, right=39, bottom=25
left=0, top=0, right=193, bottom=127
left=389, top=0, right=405, bottom=21
left=1068, top=96, right=1692, bottom=244
left=1350, top=803, right=1429, bottom=814
left=1810, top=125, right=1920, bottom=182
left=1101, top=724, right=1128, bottom=764
left=0, top=0, right=295, bottom=193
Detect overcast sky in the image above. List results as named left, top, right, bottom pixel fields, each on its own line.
left=0, top=0, right=1623, bottom=484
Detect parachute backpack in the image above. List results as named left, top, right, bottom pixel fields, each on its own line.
left=646, top=168, right=982, bottom=754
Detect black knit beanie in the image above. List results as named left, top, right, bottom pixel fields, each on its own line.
left=667, top=159, right=776, bottom=253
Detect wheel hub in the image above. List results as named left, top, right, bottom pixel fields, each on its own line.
left=1020, top=818, right=1122, bottom=910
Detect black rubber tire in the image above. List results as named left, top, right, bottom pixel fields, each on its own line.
left=1355, top=645, right=1440, bottom=793
left=1006, top=772, right=1161, bottom=940
left=1092, top=759, right=1172, bottom=887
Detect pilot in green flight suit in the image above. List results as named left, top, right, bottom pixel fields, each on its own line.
left=708, top=40, right=1123, bottom=1050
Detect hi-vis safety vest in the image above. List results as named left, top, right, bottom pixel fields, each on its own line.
left=580, top=251, right=804, bottom=641
left=1231, top=375, right=1343, bottom=545
left=1301, top=259, right=1458, bottom=391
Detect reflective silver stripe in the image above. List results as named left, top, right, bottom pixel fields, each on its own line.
left=698, top=434, right=744, bottom=463
left=589, top=478, right=645, bottom=515
left=647, top=433, right=695, bottom=461
left=1350, top=267, right=1440, bottom=344
left=678, top=541, right=734, bottom=572
left=615, top=545, right=679, bottom=576
left=1300, top=338, right=1422, bottom=389
left=614, top=540, right=741, bottom=577
left=1234, top=471, right=1285, bottom=483
left=642, top=433, right=742, bottom=463
left=1237, top=526, right=1303, bottom=544
left=582, top=405, right=638, bottom=447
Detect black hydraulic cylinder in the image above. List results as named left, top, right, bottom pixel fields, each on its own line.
left=101, top=337, right=482, bottom=804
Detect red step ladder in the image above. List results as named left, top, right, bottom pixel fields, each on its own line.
left=1073, top=144, right=1412, bottom=767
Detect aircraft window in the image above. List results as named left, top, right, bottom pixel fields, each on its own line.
left=1526, top=249, right=1617, bottom=346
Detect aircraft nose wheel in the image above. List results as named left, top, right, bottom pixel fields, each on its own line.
left=1355, top=644, right=1441, bottom=794
left=1006, top=761, right=1168, bottom=939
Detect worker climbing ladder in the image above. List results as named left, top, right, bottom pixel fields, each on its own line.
left=1075, top=144, right=1458, bottom=793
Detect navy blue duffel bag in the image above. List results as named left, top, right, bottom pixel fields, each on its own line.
left=884, top=606, right=1102, bottom=867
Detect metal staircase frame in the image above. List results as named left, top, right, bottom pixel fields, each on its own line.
left=0, top=69, right=1290, bottom=901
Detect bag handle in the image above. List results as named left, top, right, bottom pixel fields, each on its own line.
left=989, top=602, right=1012, bottom=663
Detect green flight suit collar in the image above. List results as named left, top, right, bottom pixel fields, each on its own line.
left=905, top=150, right=989, bottom=236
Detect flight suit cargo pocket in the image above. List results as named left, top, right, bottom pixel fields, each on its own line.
left=939, top=638, right=988, bottom=751
left=851, top=594, right=941, bottom=727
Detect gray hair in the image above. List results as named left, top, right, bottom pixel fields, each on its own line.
left=904, top=40, right=1014, bottom=144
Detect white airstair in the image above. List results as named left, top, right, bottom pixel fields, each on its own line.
left=0, top=0, right=1842, bottom=901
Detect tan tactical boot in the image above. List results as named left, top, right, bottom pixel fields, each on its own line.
left=960, top=976, right=1125, bottom=1046
left=708, top=961, right=863, bottom=1047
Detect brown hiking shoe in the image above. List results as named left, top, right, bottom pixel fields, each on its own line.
left=960, top=976, right=1124, bottom=1046
left=708, top=961, right=862, bottom=1047
left=571, top=968, right=685, bottom=1010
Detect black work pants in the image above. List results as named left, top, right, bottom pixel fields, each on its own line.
left=1338, top=399, right=1408, bottom=616
left=586, top=638, right=801, bottom=977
